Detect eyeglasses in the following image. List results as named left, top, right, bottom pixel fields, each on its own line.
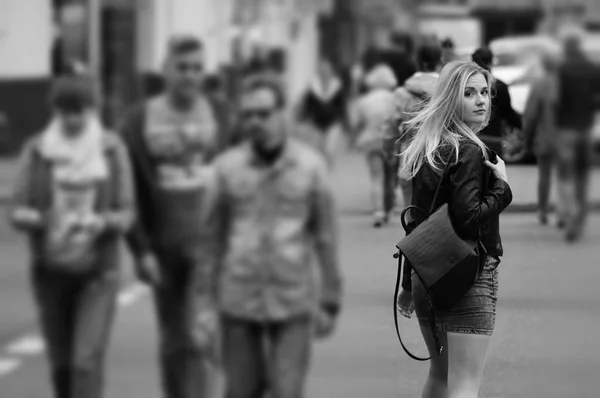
left=241, top=108, right=274, bottom=121
left=175, top=62, right=204, bottom=74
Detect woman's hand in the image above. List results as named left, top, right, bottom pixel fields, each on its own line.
left=485, top=156, right=508, bottom=183
left=396, top=289, right=415, bottom=319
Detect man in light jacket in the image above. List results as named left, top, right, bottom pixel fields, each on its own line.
left=198, top=76, right=343, bottom=398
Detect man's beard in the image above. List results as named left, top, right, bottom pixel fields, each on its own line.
left=251, top=131, right=284, bottom=164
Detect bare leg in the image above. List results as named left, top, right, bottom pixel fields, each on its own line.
left=447, top=332, right=491, bottom=398
left=418, top=325, right=448, bottom=398
left=366, top=152, right=385, bottom=226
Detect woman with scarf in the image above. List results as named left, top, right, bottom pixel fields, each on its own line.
left=9, top=75, right=135, bottom=398
left=298, top=58, right=348, bottom=167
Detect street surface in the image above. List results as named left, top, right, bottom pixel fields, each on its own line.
left=0, top=151, right=598, bottom=397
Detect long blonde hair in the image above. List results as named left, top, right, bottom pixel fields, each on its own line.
left=401, top=61, right=492, bottom=178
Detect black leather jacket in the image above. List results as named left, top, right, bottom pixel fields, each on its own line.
left=401, top=141, right=513, bottom=291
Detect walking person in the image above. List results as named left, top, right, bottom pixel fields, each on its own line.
left=198, top=76, right=343, bottom=398
left=471, top=48, right=522, bottom=159
left=297, top=58, right=348, bottom=167
left=9, top=74, right=135, bottom=398
left=351, top=64, right=398, bottom=227
left=393, top=40, right=443, bottom=214
left=522, top=51, right=561, bottom=226
left=553, top=28, right=600, bottom=241
left=119, top=36, right=219, bottom=398
left=396, top=61, right=513, bottom=398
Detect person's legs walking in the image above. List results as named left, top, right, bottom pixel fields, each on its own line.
left=537, top=154, right=553, bottom=224
left=267, top=315, right=312, bottom=398
left=382, top=137, right=400, bottom=221
left=324, top=124, right=342, bottom=169
left=221, top=316, right=268, bottom=398
left=573, top=133, right=592, bottom=236
left=556, top=130, right=578, bottom=237
left=70, top=271, right=119, bottom=398
left=366, top=151, right=385, bottom=227
left=32, top=269, right=77, bottom=398
left=154, top=246, right=215, bottom=398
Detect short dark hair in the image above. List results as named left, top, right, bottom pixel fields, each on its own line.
left=203, top=74, right=223, bottom=92
left=242, top=75, right=286, bottom=108
left=390, top=31, right=414, bottom=54
left=441, top=37, right=455, bottom=49
left=167, top=35, right=203, bottom=58
left=49, top=75, right=97, bottom=112
left=472, top=47, right=494, bottom=71
left=417, top=42, right=442, bottom=72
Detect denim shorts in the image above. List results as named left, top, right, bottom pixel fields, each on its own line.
left=412, top=255, right=500, bottom=336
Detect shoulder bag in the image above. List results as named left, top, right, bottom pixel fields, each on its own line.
left=393, top=152, right=486, bottom=360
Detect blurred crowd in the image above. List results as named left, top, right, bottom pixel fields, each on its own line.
left=5, top=21, right=600, bottom=398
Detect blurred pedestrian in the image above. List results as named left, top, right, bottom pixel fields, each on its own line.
left=393, top=41, right=443, bottom=214
left=554, top=28, right=600, bottom=241
left=199, top=76, right=343, bottom=398
left=351, top=64, right=398, bottom=227
left=471, top=47, right=522, bottom=157
left=441, top=37, right=457, bottom=66
left=10, top=75, right=135, bottom=398
left=397, top=61, right=512, bottom=398
left=119, top=36, right=219, bottom=398
left=297, top=58, right=348, bottom=167
left=204, top=73, right=237, bottom=151
left=383, top=31, right=418, bottom=87
left=522, top=51, right=561, bottom=226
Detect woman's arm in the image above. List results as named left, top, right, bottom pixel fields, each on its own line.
left=448, top=145, right=512, bottom=239
left=99, top=135, right=136, bottom=234
left=9, top=139, right=45, bottom=232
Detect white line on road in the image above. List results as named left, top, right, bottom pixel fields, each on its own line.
left=5, top=334, right=44, bottom=356
left=0, top=358, right=21, bottom=377
left=117, top=283, right=148, bottom=306
left=0, top=283, right=148, bottom=379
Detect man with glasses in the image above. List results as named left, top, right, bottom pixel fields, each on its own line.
left=119, top=36, right=218, bottom=398
left=198, top=76, right=343, bottom=398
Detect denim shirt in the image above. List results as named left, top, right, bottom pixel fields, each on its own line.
left=198, top=140, right=342, bottom=322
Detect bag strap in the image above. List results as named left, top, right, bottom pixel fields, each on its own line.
left=393, top=253, right=443, bottom=361
left=394, top=150, right=454, bottom=361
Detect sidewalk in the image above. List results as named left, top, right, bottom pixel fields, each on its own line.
left=1, top=152, right=599, bottom=212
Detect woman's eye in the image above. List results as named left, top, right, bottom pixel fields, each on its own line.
left=465, top=92, right=473, bottom=97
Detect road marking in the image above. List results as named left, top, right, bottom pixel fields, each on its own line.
left=5, top=334, right=44, bottom=356
left=0, top=283, right=148, bottom=379
left=0, top=358, right=21, bottom=376
left=117, top=283, right=148, bottom=306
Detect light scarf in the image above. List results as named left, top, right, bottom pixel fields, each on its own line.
left=309, top=76, right=342, bottom=103
left=39, top=114, right=108, bottom=183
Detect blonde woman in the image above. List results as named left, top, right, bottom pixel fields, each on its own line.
left=351, top=64, right=398, bottom=227
left=396, top=61, right=513, bottom=398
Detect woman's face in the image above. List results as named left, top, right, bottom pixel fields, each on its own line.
left=56, top=109, right=89, bottom=137
left=460, top=72, right=489, bottom=127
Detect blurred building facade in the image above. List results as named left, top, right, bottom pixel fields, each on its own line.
left=319, top=0, right=418, bottom=71
left=0, top=0, right=333, bottom=153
